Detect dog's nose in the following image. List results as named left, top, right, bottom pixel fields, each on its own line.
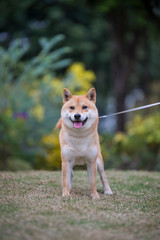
left=74, top=113, right=81, bottom=120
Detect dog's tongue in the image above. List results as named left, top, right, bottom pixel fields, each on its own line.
left=74, top=121, right=82, bottom=128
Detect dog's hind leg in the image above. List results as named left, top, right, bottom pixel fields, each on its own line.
left=69, top=163, right=74, bottom=191
left=97, top=156, right=113, bottom=195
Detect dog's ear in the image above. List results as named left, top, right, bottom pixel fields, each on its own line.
left=86, top=88, right=96, bottom=103
left=63, top=88, right=72, bottom=103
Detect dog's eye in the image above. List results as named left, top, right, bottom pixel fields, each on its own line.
left=82, top=106, right=88, bottom=110
left=70, top=106, right=75, bottom=110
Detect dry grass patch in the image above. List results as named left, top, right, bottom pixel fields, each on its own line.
left=0, top=170, right=160, bottom=240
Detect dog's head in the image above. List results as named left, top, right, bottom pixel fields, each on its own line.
left=61, top=88, right=98, bottom=130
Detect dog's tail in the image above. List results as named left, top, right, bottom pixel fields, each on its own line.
left=55, top=118, right=62, bottom=129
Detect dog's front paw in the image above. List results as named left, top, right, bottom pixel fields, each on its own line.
left=104, top=190, right=113, bottom=195
left=90, top=191, right=99, bottom=200
left=62, top=190, right=70, bottom=197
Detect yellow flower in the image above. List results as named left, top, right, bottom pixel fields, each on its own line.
left=68, top=63, right=84, bottom=74
left=30, top=104, right=44, bottom=122
left=127, top=115, right=145, bottom=135
left=41, top=62, right=96, bottom=98
left=50, top=77, right=63, bottom=94
left=66, top=62, right=96, bottom=94
left=41, top=131, right=61, bottom=170
left=84, top=71, right=96, bottom=82
left=114, top=132, right=126, bottom=143
left=29, top=89, right=41, bottom=103
left=68, top=63, right=96, bottom=82
left=42, top=75, right=51, bottom=84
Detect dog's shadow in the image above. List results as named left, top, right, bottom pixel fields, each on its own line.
left=71, top=187, right=90, bottom=198
left=70, top=187, right=105, bottom=198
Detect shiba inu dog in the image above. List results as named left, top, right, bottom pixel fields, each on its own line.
left=55, top=88, right=113, bottom=199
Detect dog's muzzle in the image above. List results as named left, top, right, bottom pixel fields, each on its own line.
left=70, top=116, right=88, bottom=128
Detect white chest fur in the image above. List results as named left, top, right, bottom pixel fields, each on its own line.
left=61, top=130, right=98, bottom=166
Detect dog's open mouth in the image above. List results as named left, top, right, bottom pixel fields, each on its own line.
left=70, top=117, right=88, bottom=128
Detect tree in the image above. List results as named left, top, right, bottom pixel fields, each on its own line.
left=88, top=0, right=160, bottom=131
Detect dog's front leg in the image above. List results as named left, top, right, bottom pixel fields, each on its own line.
left=87, top=161, right=99, bottom=199
left=62, top=161, right=70, bottom=197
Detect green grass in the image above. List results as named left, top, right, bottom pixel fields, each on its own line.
left=0, top=170, right=160, bottom=240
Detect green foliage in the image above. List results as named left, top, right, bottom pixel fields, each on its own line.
left=0, top=114, right=26, bottom=169
left=7, top=158, right=32, bottom=171
left=0, top=35, right=71, bottom=170
left=0, top=35, right=71, bottom=84
left=102, top=113, right=160, bottom=171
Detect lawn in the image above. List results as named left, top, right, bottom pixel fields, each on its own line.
left=0, top=170, right=160, bottom=240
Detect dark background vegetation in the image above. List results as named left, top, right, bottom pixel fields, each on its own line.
left=0, top=0, right=160, bottom=171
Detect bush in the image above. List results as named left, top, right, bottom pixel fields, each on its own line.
left=7, top=158, right=32, bottom=171
left=0, top=35, right=72, bottom=170
left=102, top=113, right=160, bottom=171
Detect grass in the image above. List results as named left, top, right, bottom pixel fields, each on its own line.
left=0, top=170, right=160, bottom=240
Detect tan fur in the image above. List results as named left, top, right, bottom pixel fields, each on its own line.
left=55, top=118, right=62, bottom=129
left=56, top=88, right=112, bottom=199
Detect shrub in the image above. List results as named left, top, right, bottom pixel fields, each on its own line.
left=103, top=113, right=160, bottom=171
left=7, top=158, right=32, bottom=171
left=0, top=35, right=72, bottom=170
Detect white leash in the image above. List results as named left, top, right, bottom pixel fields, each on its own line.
left=99, top=102, right=160, bottom=119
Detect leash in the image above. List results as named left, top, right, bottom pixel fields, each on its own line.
left=99, top=102, right=160, bottom=119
